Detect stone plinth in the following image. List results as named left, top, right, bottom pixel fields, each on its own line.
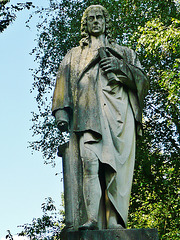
left=61, top=228, right=159, bottom=240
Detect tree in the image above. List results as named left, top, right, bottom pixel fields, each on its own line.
left=128, top=17, right=180, bottom=239
left=6, top=230, right=14, bottom=240
left=0, top=1, right=34, bottom=32
left=26, top=0, right=179, bottom=239
left=18, top=197, right=64, bottom=240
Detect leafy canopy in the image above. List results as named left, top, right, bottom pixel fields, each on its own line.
left=19, top=0, right=180, bottom=239
left=0, top=1, right=34, bottom=32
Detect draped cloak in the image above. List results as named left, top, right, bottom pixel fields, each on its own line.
left=52, top=41, right=149, bottom=229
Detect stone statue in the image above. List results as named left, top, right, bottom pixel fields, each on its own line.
left=52, top=5, right=149, bottom=231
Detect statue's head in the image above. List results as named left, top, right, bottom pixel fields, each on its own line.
left=80, top=5, right=113, bottom=46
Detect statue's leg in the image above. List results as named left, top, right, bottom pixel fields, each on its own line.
left=79, top=136, right=101, bottom=230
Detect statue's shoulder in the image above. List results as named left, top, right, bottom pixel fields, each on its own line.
left=63, top=46, right=78, bottom=57
left=111, top=42, right=137, bottom=63
left=68, top=46, right=81, bottom=56
left=60, top=46, right=81, bottom=65
left=112, top=42, right=135, bottom=56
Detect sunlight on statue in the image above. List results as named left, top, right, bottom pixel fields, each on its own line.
left=52, top=5, right=149, bottom=231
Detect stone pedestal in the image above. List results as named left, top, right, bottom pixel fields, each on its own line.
left=61, top=228, right=159, bottom=240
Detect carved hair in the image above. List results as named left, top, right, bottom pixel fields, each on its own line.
left=80, top=5, right=114, bottom=46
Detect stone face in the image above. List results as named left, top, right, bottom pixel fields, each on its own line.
left=61, top=228, right=159, bottom=240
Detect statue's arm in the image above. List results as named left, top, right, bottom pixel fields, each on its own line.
left=118, top=59, right=149, bottom=93
left=52, top=50, right=72, bottom=132
left=116, top=59, right=137, bottom=90
left=54, top=109, right=69, bottom=132
left=100, top=47, right=148, bottom=93
left=99, top=53, right=137, bottom=91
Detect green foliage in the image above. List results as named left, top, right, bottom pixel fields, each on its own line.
left=128, top=14, right=180, bottom=239
left=18, top=197, right=65, bottom=240
left=28, top=0, right=179, bottom=162
left=0, top=1, right=34, bottom=32
left=128, top=189, right=180, bottom=239
left=25, top=0, right=180, bottom=239
left=6, top=230, right=14, bottom=240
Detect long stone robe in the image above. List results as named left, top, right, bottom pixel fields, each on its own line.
left=52, top=41, right=149, bottom=229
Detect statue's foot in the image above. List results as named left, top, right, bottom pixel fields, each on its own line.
left=108, top=223, right=124, bottom=229
left=79, top=220, right=98, bottom=230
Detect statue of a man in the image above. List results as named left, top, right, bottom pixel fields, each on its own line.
left=52, top=5, right=148, bottom=230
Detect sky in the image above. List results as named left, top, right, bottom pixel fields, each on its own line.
left=0, top=0, right=63, bottom=238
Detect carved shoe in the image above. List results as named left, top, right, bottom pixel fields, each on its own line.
left=79, top=220, right=98, bottom=230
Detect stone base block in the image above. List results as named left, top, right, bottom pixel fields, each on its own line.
left=61, top=228, right=159, bottom=240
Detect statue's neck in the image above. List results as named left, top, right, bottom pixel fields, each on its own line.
left=89, top=34, right=106, bottom=50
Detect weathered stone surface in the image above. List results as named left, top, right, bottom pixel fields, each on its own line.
left=61, top=228, right=159, bottom=240
left=52, top=5, right=149, bottom=230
